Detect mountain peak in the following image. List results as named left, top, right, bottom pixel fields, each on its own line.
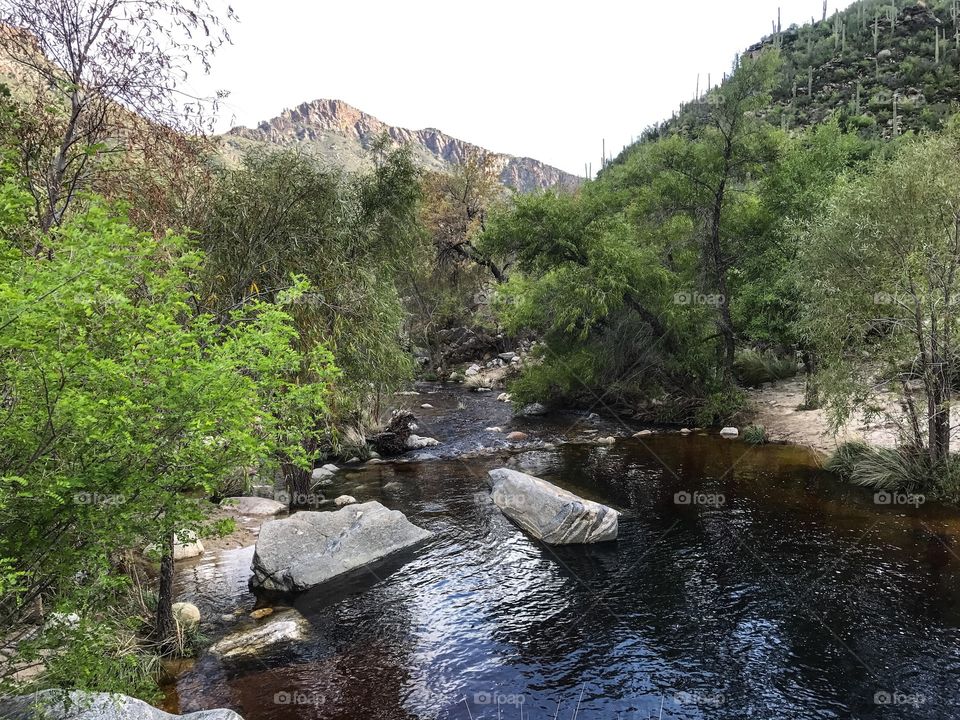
left=225, top=99, right=579, bottom=193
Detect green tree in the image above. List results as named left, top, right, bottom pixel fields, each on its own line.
left=803, top=127, right=960, bottom=477
left=651, top=50, right=783, bottom=378
left=0, top=177, right=334, bottom=671
left=198, top=146, right=421, bottom=436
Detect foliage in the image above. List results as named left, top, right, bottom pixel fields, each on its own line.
left=802, top=127, right=960, bottom=466
left=197, top=146, right=419, bottom=424
left=0, top=179, right=334, bottom=685
left=742, top=425, right=770, bottom=445
left=732, top=349, right=797, bottom=387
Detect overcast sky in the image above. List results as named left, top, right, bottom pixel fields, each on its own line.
left=194, top=0, right=834, bottom=176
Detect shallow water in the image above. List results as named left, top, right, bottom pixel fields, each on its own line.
left=167, top=385, right=960, bottom=719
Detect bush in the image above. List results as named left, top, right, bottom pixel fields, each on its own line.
left=743, top=425, right=769, bottom=445
left=826, top=442, right=960, bottom=497
left=824, top=441, right=872, bottom=479
left=732, top=349, right=798, bottom=387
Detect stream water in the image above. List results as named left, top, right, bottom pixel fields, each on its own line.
left=165, top=384, right=960, bottom=719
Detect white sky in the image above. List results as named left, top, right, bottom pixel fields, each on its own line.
left=194, top=0, right=835, bottom=176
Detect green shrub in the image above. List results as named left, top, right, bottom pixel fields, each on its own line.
left=743, top=425, right=769, bottom=445
left=732, top=349, right=798, bottom=387
left=824, top=440, right=872, bottom=479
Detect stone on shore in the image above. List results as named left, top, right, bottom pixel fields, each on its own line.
left=487, top=468, right=619, bottom=544
left=720, top=426, right=739, bottom=438
left=0, top=690, right=243, bottom=720
left=405, top=434, right=440, bottom=449
left=220, top=496, right=286, bottom=516
left=172, top=602, right=200, bottom=628
left=250, top=501, right=432, bottom=592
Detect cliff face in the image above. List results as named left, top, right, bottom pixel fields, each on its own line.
left=223, top=99, right=580, bottom=193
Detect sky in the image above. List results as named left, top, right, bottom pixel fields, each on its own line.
left=192, top=0, right=835, bottom=177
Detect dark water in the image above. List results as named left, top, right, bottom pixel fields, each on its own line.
left=167, top=385, right=960, bottom=719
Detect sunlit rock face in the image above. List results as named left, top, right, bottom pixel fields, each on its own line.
left=487, top=467, right=619, bottom=544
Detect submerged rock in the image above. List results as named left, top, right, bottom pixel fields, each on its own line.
left=250, top=502, right=432, bottom=592
left=487, top=468, right=618, bottom=544
left=0, top=690, right=243, bottom=719
left=208, top=610, right=310, bottom=660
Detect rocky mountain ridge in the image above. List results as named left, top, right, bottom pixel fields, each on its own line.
left=223, top=99, right=580, bottom=193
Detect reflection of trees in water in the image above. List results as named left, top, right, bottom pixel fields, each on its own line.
left=177, top=436, right=960, bottom=719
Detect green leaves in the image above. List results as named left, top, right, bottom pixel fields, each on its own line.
left=0, top=187, right=336, bottom=686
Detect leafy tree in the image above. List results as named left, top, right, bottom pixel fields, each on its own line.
left=421, top=150, right=507, bottom=282
left=198, top=146, right=420, bottom=439
left=650, top=50, right=783, bottom=378
left=0, top=0, right=233, bottom=231
left=0, top=176, right=334, bottom=666
left=803, top=127, right=960, bottom=479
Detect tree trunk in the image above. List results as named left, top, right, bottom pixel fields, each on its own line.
left=283, top=462, right=312, bottom=509
left=154, top=531, right=176, bottom=651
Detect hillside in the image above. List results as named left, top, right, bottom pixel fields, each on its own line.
left=222, top=99, right=581, bottom=193
left=635, top=0, right=960, bottom=151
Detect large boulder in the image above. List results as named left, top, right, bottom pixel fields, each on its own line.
left=0, top=690, right=242, bottom=719
left=250, top=502, right=432, bottom=592
left=208, top=610, right=310, bottom=660
left=487, top=468, right=619, bottom=544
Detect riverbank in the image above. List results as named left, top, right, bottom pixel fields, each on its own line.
left=743, top=376, right=901, bottom=457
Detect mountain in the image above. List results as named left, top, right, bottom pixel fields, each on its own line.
left=630, top=0, right=960, bottom=155
left=221, top=99, right=580, bottom=193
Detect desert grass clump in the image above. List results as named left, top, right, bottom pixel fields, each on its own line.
left=732, top=349, right=798, bottom=387
left=742, top=425, right=769, bottom=445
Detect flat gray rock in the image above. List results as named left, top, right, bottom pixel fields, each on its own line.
left=487, top=468, right=618, bottom=544
left=0, top=690, right=242, bottom=719
left=250, top=502, right=432, bottom=592
left=220, top=496, right=286, bottom=516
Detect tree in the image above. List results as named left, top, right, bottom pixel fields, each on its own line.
left=0, top=0, right=234, bottom=231
left=803, top=128, right=960, bottom=479
left=0, top=175, right=335, bottom=665
left=421, top=149, right=507, bottom=282
left=198, top=146, right=421, bottom=446
left=652, top=50, right=782, bottom=378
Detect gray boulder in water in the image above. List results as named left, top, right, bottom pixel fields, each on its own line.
left=487, top=468, right=618, bottom=544
left=250, top=501, right=432, bottom=592
left=0, top=690, right=242, bottom=719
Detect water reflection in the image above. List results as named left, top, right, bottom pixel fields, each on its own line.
left=169, top=400, right=960, bottom=719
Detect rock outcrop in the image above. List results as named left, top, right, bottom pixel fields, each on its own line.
left=224, top=99, right=580, bottom=194
left=250, top=502, right=432, bottom=592
left=0, top=690, right=242, bottom=720
left=487, top=468, right=619, bottom=544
